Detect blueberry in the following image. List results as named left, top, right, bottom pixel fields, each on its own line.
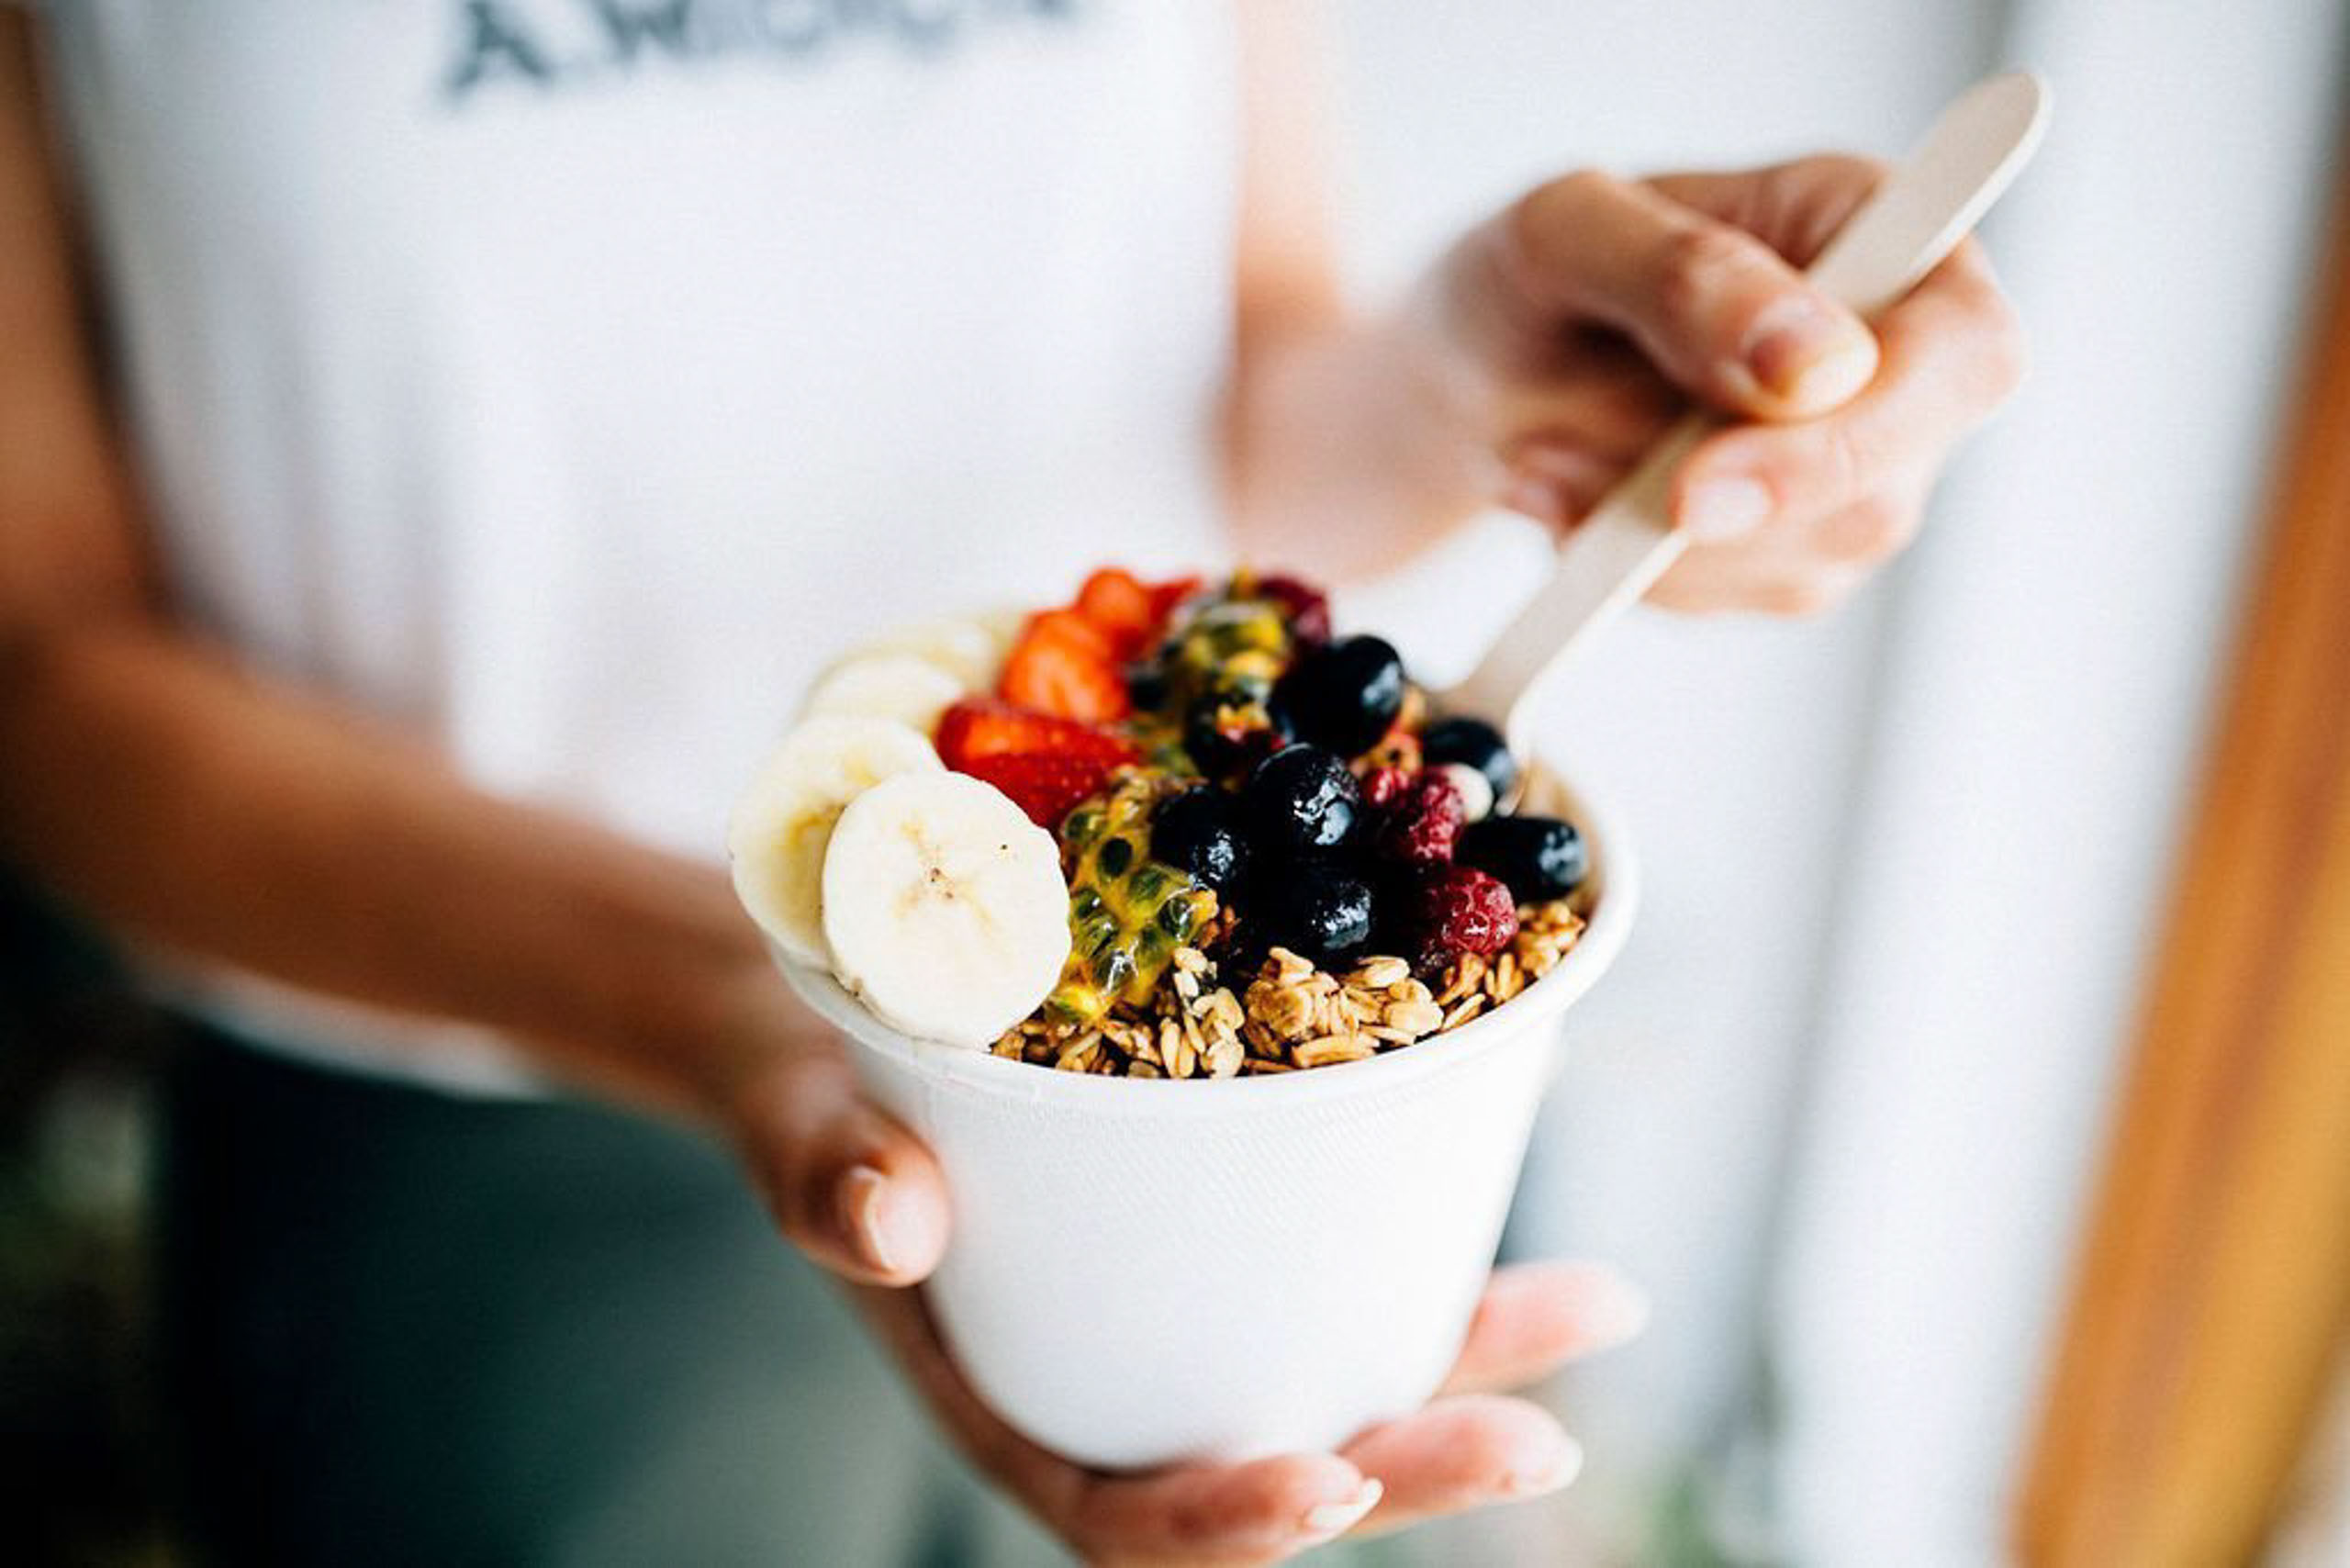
left=1259, top=862, right=1374, bottom=964
left=1242, top=745, right=1361, bottom=856
left=1150, top=787, right=1250, bottom=893
left=1274, top=636, right=1406, bottom=757
left=1420, top=717, right=1518, bottom=802
left=1458, top=814, right=1586, bottom=902
left=1125, top=661, right=1171, bottom=713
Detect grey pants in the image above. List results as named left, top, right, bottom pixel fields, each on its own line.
left=154, top=1026, right=1059, bottom=1567
left=153, top=1029, right=1440, bottom=1567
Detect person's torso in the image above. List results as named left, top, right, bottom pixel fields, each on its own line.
left=42, top=0, right=1240, bottom=1083
left=49, top=0, right=1238, bottom=852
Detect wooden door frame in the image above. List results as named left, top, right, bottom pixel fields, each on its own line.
left=2015, top=118, right=2350, bottom=1568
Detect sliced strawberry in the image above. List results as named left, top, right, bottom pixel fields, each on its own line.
left=1027, top=606, right=1115, bottom=659
left=959, top=751, right=1122, bottom=829
left=1076, top=567, right=1203, bottom=662
left=1076, top=568, right=1157, bottom=644
left=935, top=698, right=1139, bottom=770
left=1000, top=609, right=1130, bottom=721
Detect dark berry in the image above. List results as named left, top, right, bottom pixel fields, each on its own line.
left=1459, top=814, right=1586, bottom=903
left=1398, top=864, right=1519, bottom=969
left=1420, top=717, right=1518, bottom=803
left=1259, top=862, right=1374, bottom=964
left=1275, top=635, right=1406, bottom=757
left=1254, top=574, right=1333, bottom=645
left=1183, top=690, right=1291, bottom=778
left=1149, top=787, right=1250, bottom=894
left=1372, top=771, right=1465, bottom=865
left=1242, top=745, right=1361, bottom=855
left=1125, top=661, right=1171, bottom=713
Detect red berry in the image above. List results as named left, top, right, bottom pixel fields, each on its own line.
left=1254, top=574, right=1332, bottom=645
left=1372, top=771, right=1465, bottom=865
left=1077, top=567, right=1203, bottom=660
left=1359, top=766, right=1412, bottom=811
left=936, top=698, right=1137, bottom=771
left=1000, top=609, right=1130, bottom=722
left=1075, top=567, right=1159, bottom=658
left=957, top=752, right=1123, bottom=829
left=1400, top=864, right=1518, bottom=969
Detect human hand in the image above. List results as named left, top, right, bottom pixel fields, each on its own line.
left=1426, top=154, right=2027, bottom=613
left=853, top=1256, right=1645, bottom=1566
left=713, top=976, right=1647, bottom=1564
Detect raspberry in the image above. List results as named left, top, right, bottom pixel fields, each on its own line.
left=1371, top=771, right=1464, bottom=865
left=1359, top=766, right=1412, bottom=811
left=1254, top=574, right=1332, bottom=646
left=1398, top=864, right=1518, bottom=969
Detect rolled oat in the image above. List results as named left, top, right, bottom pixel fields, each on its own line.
left=986, top=897, right=1586, bottom=1078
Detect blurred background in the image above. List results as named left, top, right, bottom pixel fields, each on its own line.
left=6, top=1, right=2348, bottom=1564
left=1333, top=1, right=2350, bottom=1563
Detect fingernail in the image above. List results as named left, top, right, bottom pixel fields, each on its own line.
left=839, top=1164, right=908, bottom=1274
left=1577, top=1265, right=1652, bottom=1353
left=1300, top=1478, right=1383, bottom=1539
left=1505, top=1434, right=1584, bottom=1498
left=1500, top=476, right=1565, bottom=526
left=1745, top=297, right=1875, bottom=409
left=1681, top=476, right=1773, bottom=541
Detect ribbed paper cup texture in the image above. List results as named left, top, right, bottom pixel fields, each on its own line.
left=779, top=765, right=1636, bottom=1471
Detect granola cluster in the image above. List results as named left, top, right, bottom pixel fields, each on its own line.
left=991, top=894, right=1589, bottom=1078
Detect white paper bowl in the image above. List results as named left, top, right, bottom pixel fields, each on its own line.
left=779, top=765, right=1636, bottom=1471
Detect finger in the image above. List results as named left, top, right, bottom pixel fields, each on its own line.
left=1343, top=1395, right=1581, bottom=1538
left=856, top=1284, right=1380, bottom=1565
left=1646, top=550, right=1871, bottom=617
left=734, top=1047, right=950, bottom=1285
left=1497, top=442, right=1628, bottom=532
left=1671, top=240, right=2025, bottom=543
left=1440, top=1260, right=1651, bottom=1396
left=1649, top=152, right=1888, bottom=267
left=1796, top=485, right=1927, bottom=570
left=1487, top=348, right=1683, bottom=463
left=1651, top=471, right=1923, bottom=613
left=1489, top=357, right=1675, bottom=529
left=1069, top=1457, right=1382, bottom=1565
left=1504, top=168, right=1878, bottom=420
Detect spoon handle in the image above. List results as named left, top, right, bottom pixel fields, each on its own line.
left=1446, top=70, right=2051, bottom=750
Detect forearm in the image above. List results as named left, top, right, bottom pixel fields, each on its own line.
left=1224, top=278, right=1495, bottom=585
left=0, top=617, right=781, bottom=1116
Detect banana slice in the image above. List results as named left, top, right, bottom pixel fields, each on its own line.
left=800, top=653, right=965, bottom=734
left=834, top=616, right=1008, bottom=691
left=821, top=771, right=1071, bottom=1047
left=729, top=717, right=944, bottom=964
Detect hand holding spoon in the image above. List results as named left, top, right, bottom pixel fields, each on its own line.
left=1441, top=71, right=2053, bottom=766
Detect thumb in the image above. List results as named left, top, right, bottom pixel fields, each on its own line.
left=1499, top=168, right=1879, bottom=420
left=731, top=1045, right=951, bottom=1286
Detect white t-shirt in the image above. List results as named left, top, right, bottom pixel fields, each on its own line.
left=39, top=0, right=1240, bottom=1087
